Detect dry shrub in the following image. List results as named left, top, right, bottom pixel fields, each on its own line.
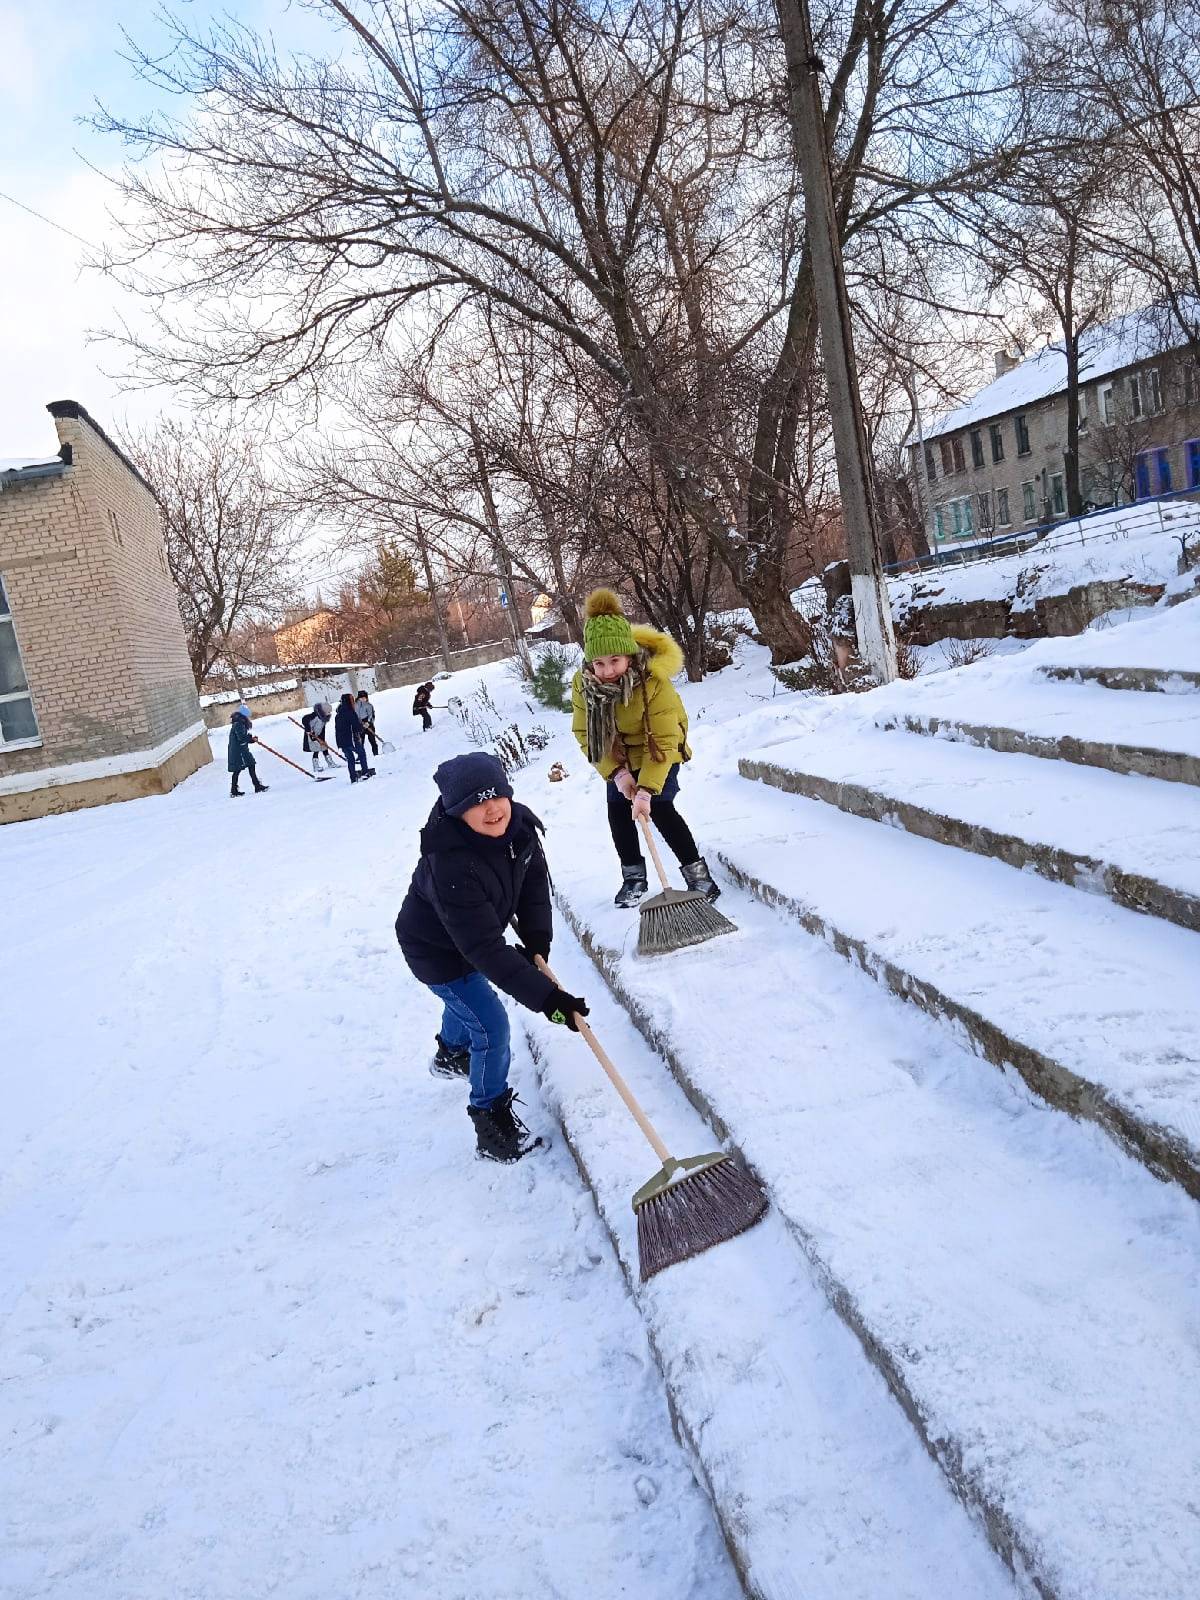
left=943, top=637, right=997, bottom=669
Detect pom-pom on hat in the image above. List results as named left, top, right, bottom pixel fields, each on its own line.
left=583, top=588, right=638, bottom=662
left=435, top=751, right=514, bottom=818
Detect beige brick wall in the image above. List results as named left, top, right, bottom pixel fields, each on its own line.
left=0, top=403, right=204, bottom=779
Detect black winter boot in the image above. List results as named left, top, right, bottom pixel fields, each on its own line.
left=468, top=1088, right=544, bottom=1163
left=230, top=779, right=243, bottom=798
left=614, top=861, right=649, bottom=908
left=681, top=857, right=721, bottom=902
left=430, top=1034, right=470, bottom=1079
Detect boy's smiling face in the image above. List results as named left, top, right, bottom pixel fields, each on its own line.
left=460, top=796, right=512, bottom=837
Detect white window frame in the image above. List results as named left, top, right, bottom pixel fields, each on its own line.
left=1077, top=387, right=1089, bottom=431
left=0, top=575, right=42, bottom=750
left=996, top=487, right=1011, bottom=526
left=1100, top=383, right=1115, bottom=425
left=1022, top=480, right=1037, bottom=522
left=1050, top=472, right=1066, bottom=516
left=1148, top=367, right=1163, bottom=414
left=1130, top=374, right=1143, bottom=419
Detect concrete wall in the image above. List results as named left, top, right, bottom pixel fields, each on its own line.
left=202, top=685, right=307, bottom=729
left=0, top=402, right=208, bottom=793
left=374, top=639, right=512, bottom=692
left=0, top=726, right=211, bottom=825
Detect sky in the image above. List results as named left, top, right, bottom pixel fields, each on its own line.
left=0, top=1, right=340, bottom=456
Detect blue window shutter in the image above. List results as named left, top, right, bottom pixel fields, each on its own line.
left=1156, top=449, right=1172, bottom=493
left=1135, top=455, right=1151, bottom=499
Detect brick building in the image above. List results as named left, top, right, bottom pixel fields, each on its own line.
left=910, top=309, right=1200, bottom=549
left=0, top=401, right=211, bottom=824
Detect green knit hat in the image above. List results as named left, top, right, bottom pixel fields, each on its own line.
left=584, top=588, right=638, bottom=661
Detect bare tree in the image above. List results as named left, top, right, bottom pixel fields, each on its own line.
left=123, top=415, right=298, bottom=687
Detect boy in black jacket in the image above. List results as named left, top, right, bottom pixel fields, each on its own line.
left=412, top=681, right=434, bottom=732
left=395, top=752, right=589, bottom=1163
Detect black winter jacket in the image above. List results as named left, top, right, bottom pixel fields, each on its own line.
left=412, top=684, right=433, bottom=714
left=334, top=700, right=363, bottom=748
left=395, top=801, right=556, bottom=1012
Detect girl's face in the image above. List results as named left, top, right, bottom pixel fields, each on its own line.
left=460, top=796, right=512, bottom=837
left=591, top=653, right=630, bottom=683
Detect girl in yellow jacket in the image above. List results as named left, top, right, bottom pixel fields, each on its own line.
left=571, top=589, right=721, bottom=907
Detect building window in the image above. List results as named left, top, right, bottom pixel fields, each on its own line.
left=962, top=496, right=975, bottom=535
left=952, top=436, right=966, bottom=474
left=1156, top=447, right=1172, bottom=493
left=934, top=505, right=946, bottom=540
left=1187, top=439, right=1200, bottom=490
left=1131, top=374, right=1143, bottom=419
left=0, top=575, right=40, bottom=746
left=989, top=423, right=1005, bottom=463
left=976, top=491, right=993, bottom=531
left=970, top=429, right=984, bottom=468
left=1015, top=413, right=1031, bottom=455
left=1022, top=481, right=1036, bottom=520
left=1050, top=473, right=1066, bottom=515
left=940, top=438, right=954, bottom=475
left=1148, top=368, right=1163, bottom=414
left=1077, top=388, right=1089, bottom=431
left=1100, top=383, right=1115, bottom=425
left=1185, top=365, right=1198, bottom=407
left=1135, top=452, right=1151, bottom=499
left=951, top=498, right=963, bottom=535
left=997, top=487, right=1011, bottom=526
left=925, top=446, right=937, bottom=483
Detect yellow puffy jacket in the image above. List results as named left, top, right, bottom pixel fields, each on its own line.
left=571, top=625, right=691, bottom=795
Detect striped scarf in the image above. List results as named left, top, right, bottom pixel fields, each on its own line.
left=582, top=651, right=662, bottom=766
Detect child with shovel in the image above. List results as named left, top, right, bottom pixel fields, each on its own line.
left=571, top=589, right=720, bottom=908
left=394, top=752, right=589, bottom=1163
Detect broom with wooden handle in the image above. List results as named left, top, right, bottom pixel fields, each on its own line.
left=636, top=814, right=736, bottom=956
left=531, top=950, right=765, bottom=1280
left=253, top=739, right=335, bottom=781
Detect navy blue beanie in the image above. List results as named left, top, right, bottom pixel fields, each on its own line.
left=435, top=752, right=514, bottom=817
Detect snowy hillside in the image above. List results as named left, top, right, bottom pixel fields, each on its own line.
left=3, top=597, right=1198, bottom=1599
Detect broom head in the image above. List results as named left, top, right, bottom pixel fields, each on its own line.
left=634, top=1152, right=767, bottom=1281
left=637, top=887, right=736, bottom=955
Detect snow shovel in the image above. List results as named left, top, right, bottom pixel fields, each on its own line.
left=530, top=950, right=766, bottom=1280
left=255, top=738, right=335, bottom=781
left=636, top=816, right=736, bottom=956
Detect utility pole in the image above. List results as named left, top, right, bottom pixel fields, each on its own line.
left=469, top=422, right=533, bottom=675
left=777, top=0, right=898, bottom=682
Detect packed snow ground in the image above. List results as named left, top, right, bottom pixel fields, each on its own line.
left=3, top=596, right=1197, bottom=1599
left=0, top=688, right=742, bottom=1600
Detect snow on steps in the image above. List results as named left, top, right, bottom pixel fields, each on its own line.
left=547, top=861, right=1200, bottom=1600
left=878, top=675, right=1200, bottom=787
left=515, top=954, right=1015, bottom=1600
left=738, top=730, right=1200, bottom=934
left=709, top=780, right=1200, bottom=1200
left=1037, top=663, right=1200, bottom=694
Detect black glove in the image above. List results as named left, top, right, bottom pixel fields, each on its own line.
left=541, top=987, right=589, bottom=1032
left=517, top=939, right=551, bottom=967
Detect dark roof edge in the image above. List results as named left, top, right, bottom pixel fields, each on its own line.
left=46, top=400, right=161, bottom=505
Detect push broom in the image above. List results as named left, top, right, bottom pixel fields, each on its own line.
left=636, top=815, right=736, bottom=956
left=532, top=951, right=766, bottom=1279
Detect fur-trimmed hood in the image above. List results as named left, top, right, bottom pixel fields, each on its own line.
left=631, top=624, right=684, bottom=681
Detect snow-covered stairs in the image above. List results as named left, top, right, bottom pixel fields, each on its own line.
left=546, top=856, right=1200, bottom=1600
left=515, top=960, right=1017, bottom=1600
left=739, top=728, right=1200, bottom=932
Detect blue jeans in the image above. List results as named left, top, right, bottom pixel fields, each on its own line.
left=427, top=974, right=511, bottom=1110
left=339, top=740, right=369, bottom=780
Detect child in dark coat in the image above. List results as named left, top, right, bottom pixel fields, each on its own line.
left=412, top=682, right=435, bottom=732
left=334, top=692, right=373, bottom=783
left=395, top=751, right=589, bottom=1163
left=227, top=707, right=268, bottom=798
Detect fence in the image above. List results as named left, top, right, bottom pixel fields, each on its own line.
left=373, top=639, right=513, bottom=692
left=891, top=484, right=1200, bottom=576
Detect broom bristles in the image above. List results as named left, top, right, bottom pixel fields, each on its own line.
left=638, top=888, right=736, bottom=955
left=636, top=1157, right=768, bottom=1281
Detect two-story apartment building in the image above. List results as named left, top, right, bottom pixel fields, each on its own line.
left=910, top=309, right=1200, bottom=548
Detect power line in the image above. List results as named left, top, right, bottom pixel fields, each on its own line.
left=0, top=187, right=96, bottom=250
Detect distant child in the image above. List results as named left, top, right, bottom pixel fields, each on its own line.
left=571, top=588, right=718, bottom=906
left=301, top=701, right=337, bottom=771
left=412, top=681, right=435, bottom=732
left=227, top=706, right=268, bottom=798
left=394, top=751, right=589, bottom=1163
left=334, top=692, right=373, bottom=783
left=355, top=689, right=379, bottom=756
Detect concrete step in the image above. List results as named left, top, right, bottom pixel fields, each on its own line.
left=709, top=777, right=1200, bottom=1200
left=878, top=676, right=1200, bottom=787
left=546, top=842, right=1200, bottom=1600
left=515, top=938, right=1016, bottom=1600
left=1037, top=663, right=1200, bottom=694
left=738, top=729, right=1200, bottom=934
